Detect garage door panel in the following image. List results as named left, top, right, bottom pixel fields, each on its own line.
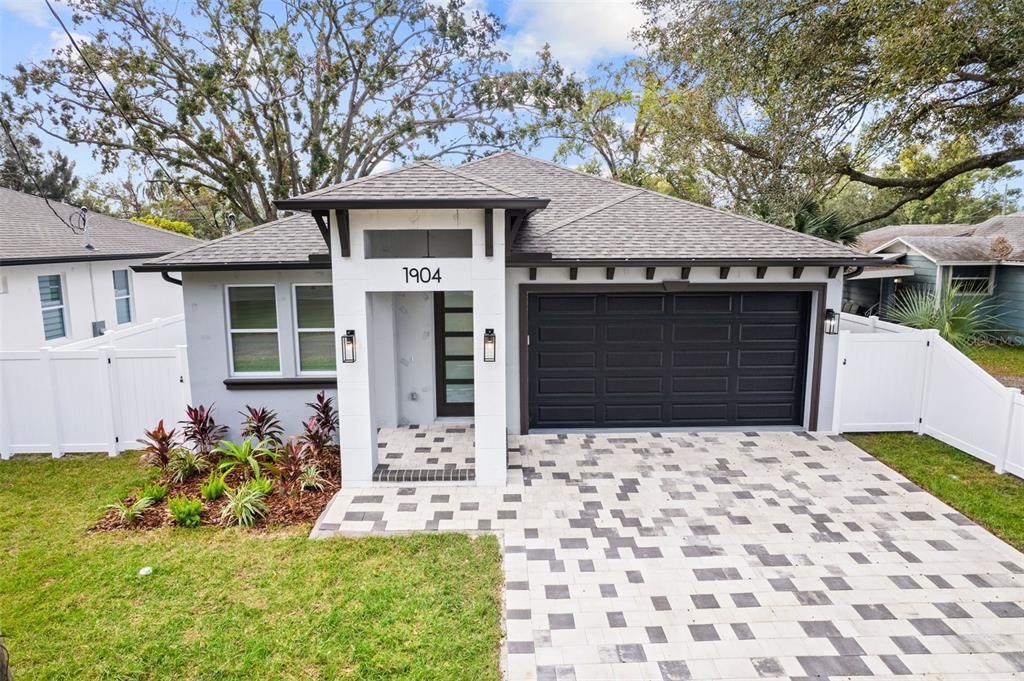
left=529, top=291, right=809, bottom=429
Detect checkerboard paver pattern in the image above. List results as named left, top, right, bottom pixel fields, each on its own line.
left=373, top=424, right=475, bottom=482
left=316, top=431, right=1024, bottom=680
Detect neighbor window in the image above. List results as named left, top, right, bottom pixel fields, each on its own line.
left=226, top=286, right=280, bottom=374
left=112, top=269, right=132, bottom=324
left=37, top=274, right=67, bottom=341
left=949, top=265, right=994, bottom=295
left=294, top=285, right=335, bottom=373
left=364, top=229, right=472, bottom=258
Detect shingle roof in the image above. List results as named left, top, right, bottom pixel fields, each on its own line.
left=136, top=213, right=326, bottom=270
left=973, top=211, right=1024, bottom=261
left=856, top=223, right=974, bottom=251
left=144, top=153, right=880, bottom=269
left=0, top=186, right=199, bottom=264
left=897, top=236, right=999, bottom=262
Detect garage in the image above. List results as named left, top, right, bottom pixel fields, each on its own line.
left=526, top=289, right=812, bottom=429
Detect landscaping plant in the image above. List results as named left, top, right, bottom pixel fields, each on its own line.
left=886, top=283, right=1000, bottom=350
left=213, top=438, right=279, bottom=479
left=299, top=465, right=328, bottom=492
left=220, top=478, right=270, bottom=527
left=240, top=405, right=284, bottom=444
left=167, top=448, right=209, bottom=483
left=201, top=472, right=228, bottom=501
left=168, top=496, right=204, bottom=528
left=306, top=391, right=339, bottom=440
left=180, top=404, right=229, bottom=454
left=273, top=438, right=314, bottom=494
left=137, top=420, right=178, bottom=470
left=139, top=482, right=167, bottom=503
left=107, top=496, right=154, bottom=526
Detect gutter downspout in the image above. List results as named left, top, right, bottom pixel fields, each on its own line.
left=843, top=266, right=864, bottom=279
left=161, top=271, right=183, bottom=286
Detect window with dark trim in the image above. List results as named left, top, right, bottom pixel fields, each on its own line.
left=434, top=291, right=473, bottom=416
left=112, top=269, right=133, bottom=324
left=293, top=284, right=336, bottom=374
left=37, top=274, right=67, bottom=340
left=364, top=229, right=472, bottom=258
left=226, top=285, right=281, bottom=375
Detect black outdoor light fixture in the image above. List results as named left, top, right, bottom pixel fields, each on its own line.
left=824, top=309, right=840, bottom=335
left=483, top=328, right=496, bottom=362
left=341, top=329, right=356, bottom=363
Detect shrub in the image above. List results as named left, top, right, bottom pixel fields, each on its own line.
left=214, top=438, right=279, bottom=479
left=134, top=214, right=194, bottom=237
left=107, top=496, right=154, bottom=525
left=251, top=476, right=274, bottom=496
left=168, top=495, right=203, bottom=528
left=307, top=391, right=339, bottom=437
left=274, top=438, right=311, bottom=493
left=201, top=472, right=228, bottom=501
left=168, top=448, right=209, bottom=483
left=180, top=404, right=229, bottom=454
left=137, top=420, right=178, bottom=470
left=299, top=465, right=328, bottom=492
left=886, top=283, right=1001, bottom=350
left=240, top=405, right=284, bottom=444
left=219, top=479, right=270, bottom=527
left=139, top=482, right=167, bottom=503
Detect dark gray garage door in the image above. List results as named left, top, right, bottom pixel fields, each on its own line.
left=527, top=290, right=811, bottom=429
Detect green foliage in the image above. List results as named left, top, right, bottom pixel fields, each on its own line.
left=200, top=472, right=228, bottom=501
left=885, top=283, right=1000, bottom=350
left=240, top=405, right=284, bottom=445
left=180, top=404, right=229, bottom=455
left=106, top=496, right=154, bottom=526
left=168, top=495, right=203, bottom=528
left=214, top=438, right=279, bottom=480
left=788, top=198, right=859, bottom=245
left=167, top=449, right=209, bottom=483
left=299, top=465, right=328, bottom=493
left=137, top=420, right=178, bottom=470
left=134, top=214, right=194, bottom=237
left=139, top=482, right=167, bottom=504
left=219, top=479, right=270, bottom=527
left=0, top=122, right=79, bottom=201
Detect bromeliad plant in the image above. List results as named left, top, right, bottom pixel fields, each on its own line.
left=138, top=420, right=178, bottom=470
left=180, top=404, right=229, bottom=455
left=240, top=405, right=284, bottom=445
left=139, top=482, right=167, bottom=504
left=220, top=478, right=271, bottom=527
left=107, top=496, right=154, bottom=525
left=168, top=448, right=210, bottom=483
left=214, top=438, right=279, bottom=480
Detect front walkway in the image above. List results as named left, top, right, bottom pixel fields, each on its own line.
left=315, top=431, right=1024, bottom=680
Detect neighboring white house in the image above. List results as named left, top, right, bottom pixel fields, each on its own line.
left=137, top=153, right=882, bottom=487
left=0, top=187, right=196, bottom=350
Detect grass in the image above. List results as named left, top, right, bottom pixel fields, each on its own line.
left=848, top=432, right=1024, bottom=552
left=0, top=454, right=501, bottom=681
left=966, top=343, right=1024, bottom=379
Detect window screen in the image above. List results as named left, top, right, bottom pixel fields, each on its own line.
left=38, top=274, right=66, bottom=340
left=227, top=286, right=280, bottom=373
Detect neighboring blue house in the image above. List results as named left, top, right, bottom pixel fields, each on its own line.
left=844, top=212, right=1024, bottom=338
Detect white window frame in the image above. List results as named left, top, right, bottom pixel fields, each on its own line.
left=224, top=284, right=282, bottom=377
left=292, top=283, right=336, bottom=376
left=112, top=268, right=134, bottom=325
left=38, top=273, right=68, bottom=342
left=948, top=264, right=996, bottom=296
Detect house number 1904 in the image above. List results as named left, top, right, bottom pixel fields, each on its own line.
left=403, top=266, right=442, bottom=284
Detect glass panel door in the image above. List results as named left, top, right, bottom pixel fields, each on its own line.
left=434, top=292, right=473, bottom=416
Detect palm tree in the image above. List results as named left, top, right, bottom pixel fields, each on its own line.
left=884, top=283, right=1000, bottom=350
left=789, top=198, right=860, bottom=245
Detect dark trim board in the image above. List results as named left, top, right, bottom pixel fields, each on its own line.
left=224, top=377, right=337, bottom=390
left=274, top=197, right=549, bottom=210
left=7, top=251, right=175, bottom=267
left=517, top=283, right=826, bottom=434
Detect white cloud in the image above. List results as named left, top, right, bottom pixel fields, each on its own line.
left=502, top=0, right=644, bottom=70
left=0, top=0, right=55, bottom=26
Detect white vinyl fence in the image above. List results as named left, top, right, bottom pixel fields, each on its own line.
left=834, top=315, right=1024, bottom=478
left=57, top=314, right=185, bottom=350
left=0, top=345, right=190, bottom=459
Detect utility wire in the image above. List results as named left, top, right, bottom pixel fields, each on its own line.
left=45, top=0, right=221, bottom=233
left=0, top=116, right=83, bottom=234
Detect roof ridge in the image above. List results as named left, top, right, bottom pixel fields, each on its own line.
left=301, top=161, right=430, bottom=198
left=536, top=189, right=643, bottom=236
left=441, top=163, right=530, bottom=198
left=146, top=213, right=305, bottom=263
left=470, top=151, right=868, bottom=257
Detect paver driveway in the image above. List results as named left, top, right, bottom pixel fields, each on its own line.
left=314, top=431, right=1024, bottom=680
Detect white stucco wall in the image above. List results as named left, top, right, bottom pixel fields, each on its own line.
left=504, top=265, right=843, bottom=434
left=0, top=258, right=184, bottom=350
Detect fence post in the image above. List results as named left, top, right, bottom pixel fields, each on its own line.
left=914, top=330, right=938, bottom=435
left=176, top=345, right=191, bottom=408
left=39, top=347, right=63, bottom=458
left=98, top=346, right=120, bottom=457
left=831, top=331, right=849, bottom=432
left=0, top=355, right=9, bottom=461
left=154, top=317, right=164, bottom=347
left=869, top=315, right=878, bottom=333
left=995, top=387, right=1021, bottom=475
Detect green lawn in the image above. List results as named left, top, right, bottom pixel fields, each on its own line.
left=0, top=454, right=501, bottom=681
left=966, top=343, right=1024, bottom=379
left=848, top=432, right=1024, bottom=552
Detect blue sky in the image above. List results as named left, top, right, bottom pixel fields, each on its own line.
left=1, top=0, right=1020, bottom=202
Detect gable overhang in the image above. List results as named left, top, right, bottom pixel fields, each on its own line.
left=2, top=251, right=175, bottom=267
left=505, top=254, right=885, bottom=268
left=273, top=197, right=550, bottom=211
left=133, top=256, right=328, bottom=273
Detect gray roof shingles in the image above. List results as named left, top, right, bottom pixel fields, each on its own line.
left=145, top=152, right=878, bottom=269
left=1, top=186, right=199, bottom=264
left=860, top=211, right=1024, bottom=262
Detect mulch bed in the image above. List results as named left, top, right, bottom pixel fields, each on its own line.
left=92, top=448, right=341, bottom=532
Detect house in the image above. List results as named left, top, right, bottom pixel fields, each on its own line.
left=136, top=153, right=880, bottom=486
left=0, top=187, right=197, bottom=350
left=844, top=212, right=1024, bottom=337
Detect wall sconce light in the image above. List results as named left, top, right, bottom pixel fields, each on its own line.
left=341, top=329, right=356, bottom=363
left=824, top=309, right=840, bottom=335
left=483, top=328, right=496, bottom=362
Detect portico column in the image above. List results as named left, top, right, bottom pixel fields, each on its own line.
left=330, top=209, right=377, bottom=487
left=473, top=208, right=508, bottom=485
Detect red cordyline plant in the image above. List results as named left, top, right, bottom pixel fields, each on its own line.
left=306, top=391, right=338, bottom=440
left=180, top=404, right=229, bottom=454
left=138, top=420, right=178, bottom=469
left=240, top=405, right=284, bottom=444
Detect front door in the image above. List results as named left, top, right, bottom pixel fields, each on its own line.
left=434, top=291, right=474, bottom=416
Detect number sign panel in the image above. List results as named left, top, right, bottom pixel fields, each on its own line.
left=362, top=258, right=472, bottom=292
